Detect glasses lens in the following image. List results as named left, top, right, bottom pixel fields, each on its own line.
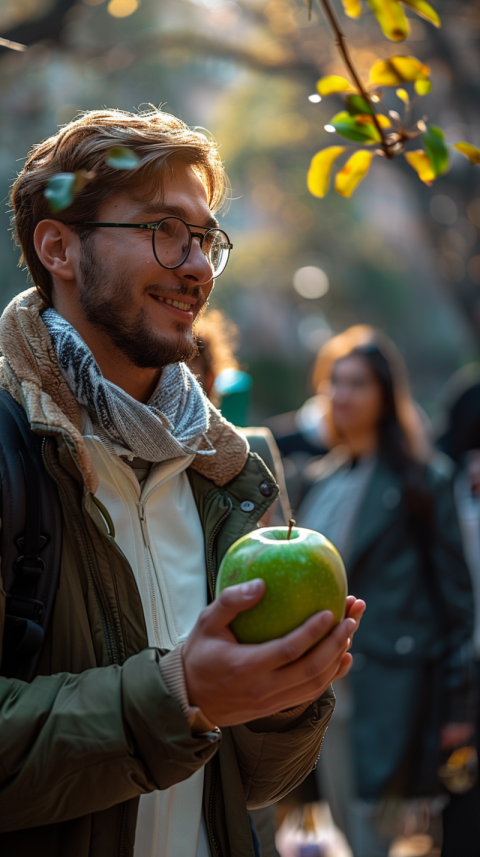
left=203, top=229, right=231, bottom=277
left=153, top=217, right=191, bottom=268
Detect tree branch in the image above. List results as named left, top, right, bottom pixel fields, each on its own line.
left=317, top=0, right=394, bottom=158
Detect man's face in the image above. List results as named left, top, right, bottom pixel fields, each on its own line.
left=77, top=162, right=216, bottom=369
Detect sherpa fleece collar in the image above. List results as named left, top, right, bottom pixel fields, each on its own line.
left=0, top=288, right=249, bottom=493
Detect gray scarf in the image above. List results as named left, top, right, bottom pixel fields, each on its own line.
left=42, top=309, right=214, bottom=463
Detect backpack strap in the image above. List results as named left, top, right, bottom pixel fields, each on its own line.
left=0, top=389, right=62, bottom=681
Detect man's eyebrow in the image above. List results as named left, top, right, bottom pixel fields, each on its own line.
left=134, top=204, right=219, bottom=229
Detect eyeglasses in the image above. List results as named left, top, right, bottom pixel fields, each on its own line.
left=72, top=216, right=233, bottom=279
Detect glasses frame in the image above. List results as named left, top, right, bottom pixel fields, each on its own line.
left=71, top=216, right=233, bottom=277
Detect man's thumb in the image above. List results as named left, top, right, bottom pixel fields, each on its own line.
left=213, top=579, right=266, bottom=627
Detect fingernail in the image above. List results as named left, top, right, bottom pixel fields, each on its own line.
left=240, top=579, right=263, bottom=596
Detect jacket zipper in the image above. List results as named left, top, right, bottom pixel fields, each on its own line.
left=205, top=497, right=232, bottom=857
left=138, top=502, right=162, bottom=647
left=42, top=439, right=120, bottom=665
left=208, top=764, right=220, bottom=857
left=206, top=498, right=233, bottom=600
left=117, top=802, right=128, bottom=857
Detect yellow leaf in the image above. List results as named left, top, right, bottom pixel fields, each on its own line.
left=376, top=114, right=392, bottom=128
left=414, top=79, right=433, bottom=95
left=335, top=150, right=375, bottom=198
left=396, top=87, right=409, bottom=104
left=308, top=147, right=347, bottom=198
left=316, top=75, right=357, bottom=96
left=370, top=55, right=430, bottom=86
left=366, top=0, right=409, bottom=41
left=341, top=0, right=363, bottom=17
left=355, top=113, right=391, bottom=129
left=401, top=0, right=440, bottom=27
left=404, top=150, right=435, bottom=184
left=453, top=143, right=480, bottom=166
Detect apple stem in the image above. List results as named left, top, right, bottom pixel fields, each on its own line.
left=287, top=518, right=296, bottom=540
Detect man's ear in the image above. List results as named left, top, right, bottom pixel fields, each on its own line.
left=34, top=220, right=80, bottom=283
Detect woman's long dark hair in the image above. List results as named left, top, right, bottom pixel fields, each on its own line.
left=313, top=326, right=433, bottom=520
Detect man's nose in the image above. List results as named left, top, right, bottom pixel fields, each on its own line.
left=179, top=236, right=213, bottom=285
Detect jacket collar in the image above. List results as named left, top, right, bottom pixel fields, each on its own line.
left=0, top=288, right=250, bottom=493
left=348, top=459, right=402, bottom=570
left=307, top=449, right=402, bottom=572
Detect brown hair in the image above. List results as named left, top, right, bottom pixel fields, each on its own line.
left=190, top=309, right=239, bottom=404
left=195, top=309, right=239, bottom=379
left=10, top=107, right=229, bottom=305
left=312, top=324, right=428, bottom=463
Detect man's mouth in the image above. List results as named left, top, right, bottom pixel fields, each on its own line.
left=148, top=292, right=199, bottom=321
left=156, top=297, right=192, bottom=311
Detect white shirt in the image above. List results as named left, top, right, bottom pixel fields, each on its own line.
left=83, top=435, right=212, bottom=857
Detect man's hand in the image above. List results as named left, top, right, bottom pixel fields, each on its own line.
left=182, top=581, right=365, bottom=727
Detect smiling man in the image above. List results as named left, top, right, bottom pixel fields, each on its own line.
left=0, top=108, right=364, bottom=857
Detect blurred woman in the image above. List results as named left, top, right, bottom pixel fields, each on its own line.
left=297, top=326, right=475, bottom=857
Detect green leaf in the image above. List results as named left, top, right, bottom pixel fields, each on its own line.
left=307, top=146, right=347, bottom=198
left=414, top=79, right=433, bottom=95
left=329, top=111, right=381, bottom=143
left=105, top=146, right=140, bottom=170
left=453, top=143, right=480, bottom=166
left=44, top=173, right=77, bottom=213
left=423, top=124, right=449, bottom=176
left=345, top=94, right=374, bottom=115
left=401, top=0, right=440, bottom=27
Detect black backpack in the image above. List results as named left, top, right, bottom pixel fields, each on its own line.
left=0, top=390, right=62, bottom=682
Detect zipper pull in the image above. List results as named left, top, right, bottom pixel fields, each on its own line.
left=138, top=503, right=151, bottom=549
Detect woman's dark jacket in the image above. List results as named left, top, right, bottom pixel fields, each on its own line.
left=301, top=452, right=475, bottom=800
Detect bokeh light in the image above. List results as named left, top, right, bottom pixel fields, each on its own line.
left=293, top=266, right=329, bottom=299
left=107, top=0, right=138, bottom=17
left=297, top=314, right=332, bottom=352
left=467, top=199, right=480, bottom=229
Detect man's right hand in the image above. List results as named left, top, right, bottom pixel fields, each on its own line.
left=182, top=579, right=365, bottom=727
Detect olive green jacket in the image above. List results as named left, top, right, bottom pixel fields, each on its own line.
left=0, top=290, right=335, bottom=857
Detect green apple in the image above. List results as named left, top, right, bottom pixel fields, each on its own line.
left=216, top=525, right=347, bottom=644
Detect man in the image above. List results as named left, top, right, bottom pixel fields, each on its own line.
left=0, top=107, right=365, bottom=857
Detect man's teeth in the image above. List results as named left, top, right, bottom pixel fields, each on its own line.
left=159, top=297, right=191, bottom=311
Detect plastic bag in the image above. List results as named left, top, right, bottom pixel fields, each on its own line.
left=275, top=802, right=353, bottom=857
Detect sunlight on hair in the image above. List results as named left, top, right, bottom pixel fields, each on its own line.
left=107, top=0, right=138, bottom=17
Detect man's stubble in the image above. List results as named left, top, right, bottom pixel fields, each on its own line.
left=78, top=235, right=207, bottom=370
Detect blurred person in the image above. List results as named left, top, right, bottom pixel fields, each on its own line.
left=0, top=108, right=366, bottom=857
left=297, top=325, right=475, bottom=857
left=189, top=307, right=240, bottom=404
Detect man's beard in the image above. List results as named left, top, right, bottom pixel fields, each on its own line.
left=78, top=237, right=206, bottom=370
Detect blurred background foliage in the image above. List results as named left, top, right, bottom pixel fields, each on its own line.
left=0, top=0, right=479, bottom=423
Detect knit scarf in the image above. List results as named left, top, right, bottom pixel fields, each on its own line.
left=42, top=309, right=214, bottom=463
